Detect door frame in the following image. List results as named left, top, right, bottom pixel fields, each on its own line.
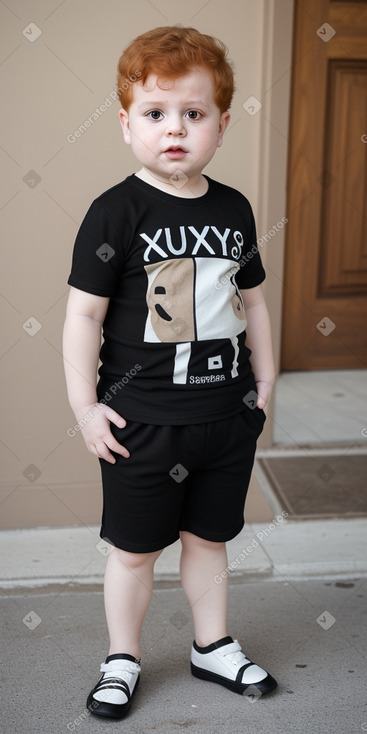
left=256, top=0, right=294, bottom=447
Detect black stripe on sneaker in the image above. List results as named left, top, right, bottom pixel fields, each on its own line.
left=93, top=677, right=130, bottom=699
left=193, top=636, right=233, bottom=654
left=105, top=653, right=141, bottom=664
left=235, top=662, right=252, bottom=684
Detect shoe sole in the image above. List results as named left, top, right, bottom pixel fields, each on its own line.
left=191, top=662, right=277, bottom=696
left=87, top=673, right=140, bottom=719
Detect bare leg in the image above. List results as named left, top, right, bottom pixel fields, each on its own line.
left=104, top=546, right=163, bottom=659
left=179, top=530, right=229, bottom=646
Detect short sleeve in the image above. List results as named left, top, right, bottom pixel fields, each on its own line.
left=67, top=200, right=123, bottom=296
left=235, top=202, right=265, bottom=289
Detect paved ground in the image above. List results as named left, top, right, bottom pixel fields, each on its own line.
left=2, top=575, right=367, bottom=734
left=273, top=369, right=367, bottom=445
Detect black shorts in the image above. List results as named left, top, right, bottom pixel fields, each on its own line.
left=99, top=407, right=266, bottom=553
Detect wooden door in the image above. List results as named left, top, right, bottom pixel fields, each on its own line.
left=281, top=0, right=367, bottom=370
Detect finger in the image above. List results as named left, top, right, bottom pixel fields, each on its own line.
left=108, top=436, right=130, bottom=458
left=104, top=407, right=126, bottom=428
left=91, top=442, right=117, bottom=464
left=257, top=395, right=266, bottom=409
left=87, top=442, right=116, bottom=464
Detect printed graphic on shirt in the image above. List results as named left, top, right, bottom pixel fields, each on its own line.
left=144, top=257, right=247, bottom=384
left=145, top=258, right=195, bottom=342
left=140, top=225, right=245, bottom=262
left=144, top=257, right=246, bottom=343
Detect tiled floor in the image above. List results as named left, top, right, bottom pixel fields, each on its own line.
left=272, top=369, right=367, bottom=446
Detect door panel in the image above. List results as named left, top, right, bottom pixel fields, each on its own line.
left=320, top=60, right=367, bottom=295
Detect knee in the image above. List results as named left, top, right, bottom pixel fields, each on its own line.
left=113, top=547, right=162, bottom=570
left=180, top=531, right=225, bottom=553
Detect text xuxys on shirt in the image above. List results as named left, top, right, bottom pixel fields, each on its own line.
left=67, top=174, right=265, bottom=424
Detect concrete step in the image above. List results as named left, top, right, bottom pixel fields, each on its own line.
left=1, top=517, right=366, bottom=590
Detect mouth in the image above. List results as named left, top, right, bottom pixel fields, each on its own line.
left=164, top=146, right=187, bottom=159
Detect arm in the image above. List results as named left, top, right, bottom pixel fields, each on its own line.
left=63, top=286, right=129, bottom=463
left=240, top=285, right=275, bottom=409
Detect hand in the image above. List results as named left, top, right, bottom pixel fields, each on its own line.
left=75, top=403, right=130, bottom=464
left=255, top=381, right=273, bottom=410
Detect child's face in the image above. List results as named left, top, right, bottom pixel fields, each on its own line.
left=119, top=67, right=230, bottom=187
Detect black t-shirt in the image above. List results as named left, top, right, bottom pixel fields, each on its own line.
left=67, top=174, right=265, bottom=424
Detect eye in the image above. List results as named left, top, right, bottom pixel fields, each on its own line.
left=147, top=110, right=163, bottom=121
left=185, top=110, right=202, bottom=120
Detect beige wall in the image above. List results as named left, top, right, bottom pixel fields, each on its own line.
left=0, top=0, right=293, bottom=529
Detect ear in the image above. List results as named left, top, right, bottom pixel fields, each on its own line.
left=118, top=108, right=131, bottom=144
left=217, top=110, right=231, bottom=148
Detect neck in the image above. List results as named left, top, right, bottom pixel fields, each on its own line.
left=135, top=168, right=208, bottom=198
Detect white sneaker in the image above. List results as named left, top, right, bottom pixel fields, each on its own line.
left=191, top=636, right=277, bottom=696
left=87, top=654, right=141, bottom=718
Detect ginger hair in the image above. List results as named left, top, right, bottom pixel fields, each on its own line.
left=117, top=25, right=234, bottom=112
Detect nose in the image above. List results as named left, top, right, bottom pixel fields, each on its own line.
left=166, top=114, right=186, bottom=137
